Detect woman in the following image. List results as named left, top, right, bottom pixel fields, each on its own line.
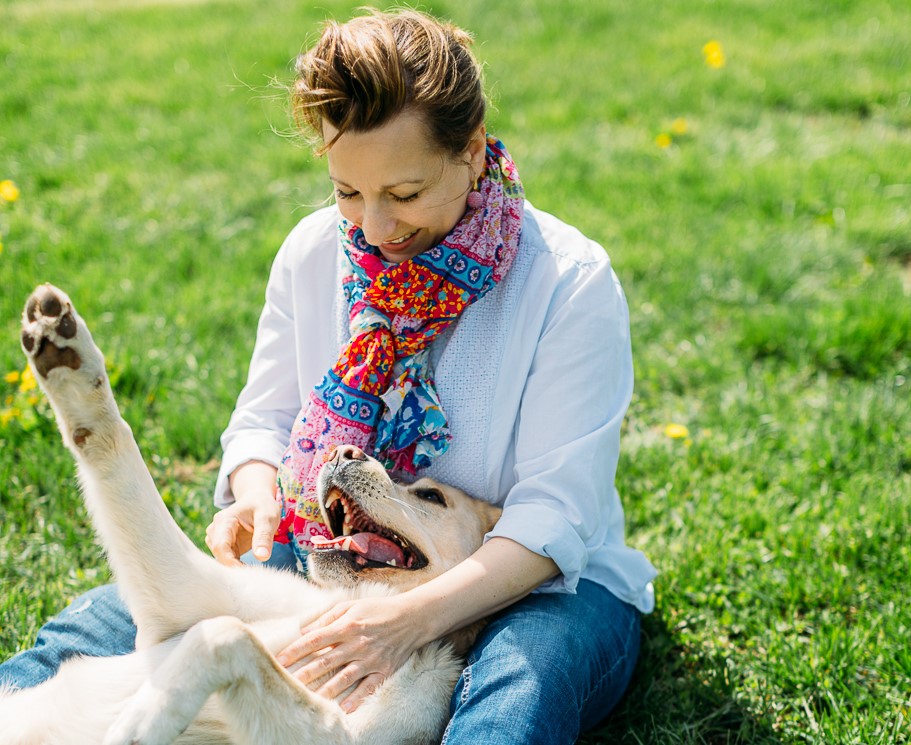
left=1, top=9, right=655, bottom=743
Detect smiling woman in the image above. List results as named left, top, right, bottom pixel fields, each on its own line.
left=0, top=7, right=655, bottom=744
left=322, top=111, right=484, bottom=262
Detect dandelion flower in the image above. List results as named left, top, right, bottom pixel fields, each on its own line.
left=670, top=118, right=688, bottom=135
left=664, top=423, right=690, bottom=439
left=655, top=133, right=672, bottom=149
left=702, top=40, right=726, bottom=69
left=0, top=180, right=20, bottom=203
left=19, top=367, right=37, bottom=393
left=0, top=407, right=21, bottom=427
left=4, top=371, right=20, bottom=385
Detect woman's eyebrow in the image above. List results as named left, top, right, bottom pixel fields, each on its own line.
left=329, top=176, right=425, bottom=190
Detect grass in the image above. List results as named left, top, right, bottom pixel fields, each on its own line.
left=1, top=0, right=909, bottom=742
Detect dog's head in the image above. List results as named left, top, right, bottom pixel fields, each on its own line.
left=306, top=445, right=501, bottom=593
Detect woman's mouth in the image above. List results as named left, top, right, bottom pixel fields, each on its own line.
left=380, top=230, right=419, bottom=253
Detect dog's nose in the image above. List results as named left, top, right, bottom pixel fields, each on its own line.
left=333, top=444, right=368, bottom=462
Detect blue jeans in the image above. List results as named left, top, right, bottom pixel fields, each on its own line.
left=0, top=548, right=639, bottom=744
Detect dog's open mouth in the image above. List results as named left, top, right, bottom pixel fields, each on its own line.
left=313, top=487, right=428, bottom=570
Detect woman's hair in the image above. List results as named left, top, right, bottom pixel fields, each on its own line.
left=292, top=8, right=486, bottom=158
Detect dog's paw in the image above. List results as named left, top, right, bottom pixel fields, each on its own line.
left=20, top=284, right=114, bottom=448
left=102, top=690, right=190, bottom=745
left=20, top=284, right=96, bottom=379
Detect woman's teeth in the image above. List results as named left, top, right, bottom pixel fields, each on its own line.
left=387, top=230, right=417, bottom=245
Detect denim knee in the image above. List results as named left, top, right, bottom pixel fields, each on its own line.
left=0, top=583, right=137, bottom=690
left=444, top=581, right=641, bottom=745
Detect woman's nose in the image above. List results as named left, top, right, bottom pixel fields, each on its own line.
left=360, top=202, right=397, bottom=246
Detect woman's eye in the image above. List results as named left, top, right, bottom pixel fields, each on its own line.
left=392, top=192, right=420, bottom=204
left=414, top=487, right=446, bottom=506
left=335, top=189, right=358, bottom=200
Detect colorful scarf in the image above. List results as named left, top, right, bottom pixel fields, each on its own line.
left=273, top=136, right=524, bottom=555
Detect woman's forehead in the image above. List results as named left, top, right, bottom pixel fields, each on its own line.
left=323, top=112, right=446, bottom=185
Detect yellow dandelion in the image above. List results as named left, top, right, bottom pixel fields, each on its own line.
left=670, top=118, right=688, bottom=135
left=0, top=239, right=4, bottom=255
left=27, top=395, right=40, bottom=406
left=702, top=40, right=726, bottom=69
left=4, top=371, right=20, bottom=385
left=655, top=133, right=672, bottom=149
left=4, top=395, right=12, bottom=406
left=0, top=407, right=22, bottom=427
left=0, top=180, right=21, bottom=203
left=664, top=423, right=690, bottom=439
left=18, top=366, right=36, bottom=393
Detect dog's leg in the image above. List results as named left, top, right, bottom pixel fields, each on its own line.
left=19, top=284, right=249, bottom=643
left=102, top=616, right=353, bottom=745
left=217, top=641, right=460, bottom=745
left=103, top=615, right=457, bottom=745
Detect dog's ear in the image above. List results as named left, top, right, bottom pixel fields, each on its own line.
left=446, top=620, right=488, bottom=657
left=479, top=502, right=503, bottom=534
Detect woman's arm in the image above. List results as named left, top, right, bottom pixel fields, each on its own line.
left=212, top=209, right=340, bottom=510
left=207, top=210, right=341, bottom=565
left=277, top=536, right=557, bottom=711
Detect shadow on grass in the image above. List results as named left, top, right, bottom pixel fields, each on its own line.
left=579, top=609, right=781, bottom=745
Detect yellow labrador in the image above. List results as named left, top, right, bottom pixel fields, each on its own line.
left=1, top=284, right=500, bottom=745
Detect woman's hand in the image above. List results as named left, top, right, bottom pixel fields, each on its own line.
left=276, top=538, right=558, bottom=713
left=205, top=461, right=280, bottom=566
left=277, top=594, right=429, bottom=713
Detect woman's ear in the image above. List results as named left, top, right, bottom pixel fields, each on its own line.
left=466, top=124, right=487, bottom=177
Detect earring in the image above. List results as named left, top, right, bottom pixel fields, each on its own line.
left=466, top=177, right=483, bottom=210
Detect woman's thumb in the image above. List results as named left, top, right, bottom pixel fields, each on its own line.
left=252, top=506, right=279, bottom=561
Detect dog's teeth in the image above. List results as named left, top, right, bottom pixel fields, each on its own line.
left=341, top=536, right=353, bottom=552
left=386, top=559, right=397, bottom=567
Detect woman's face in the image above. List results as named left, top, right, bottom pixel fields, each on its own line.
left=323, top=110, right=486, bottom=263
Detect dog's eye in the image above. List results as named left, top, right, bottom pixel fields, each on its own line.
left=414, top=488, right=446, bottom=507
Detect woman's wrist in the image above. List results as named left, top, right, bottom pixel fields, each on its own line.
left=228, top=461, right=278, bottom=506
left=401, top=537, right=559, bottom=645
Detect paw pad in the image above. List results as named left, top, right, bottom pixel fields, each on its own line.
left=21, top=329, right=35, bottom=353
left=32, top=342, right=82, bottom=379
left=22, top=284, right=84, bottom=378
left=26, top=285, right=63, bottom=321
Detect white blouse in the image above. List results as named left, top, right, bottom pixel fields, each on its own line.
left=215, top=203, right=657, bottom=612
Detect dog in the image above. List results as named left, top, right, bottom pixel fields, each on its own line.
left=1, top=284, right=501, bottom=745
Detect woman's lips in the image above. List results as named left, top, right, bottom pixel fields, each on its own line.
left=380, top=230, right=419, bottom=254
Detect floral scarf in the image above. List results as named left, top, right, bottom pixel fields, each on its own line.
left=273, top=136, right=524, bottom=555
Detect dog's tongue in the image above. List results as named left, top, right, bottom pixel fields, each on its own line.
left=314, top=533, right=405, bottom=566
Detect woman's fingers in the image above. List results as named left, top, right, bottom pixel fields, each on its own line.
left=336, top=672, right=385, bottom=712
left=276, top=605, right=352, bottom=670
left=289, top=644, right=347, bottom=686
left=204, top=500, right=280, bottom=566
left=205, top=473, right=280, bottom=566
left=277, top=596, right=412, bottom=711
left=205, top=511, right=247, bottom=566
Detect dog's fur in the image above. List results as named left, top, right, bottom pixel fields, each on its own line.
left=1, top=284, right=501, bottom=745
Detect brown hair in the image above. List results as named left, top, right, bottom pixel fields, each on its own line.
left=292, top=8, right=486, bottom=158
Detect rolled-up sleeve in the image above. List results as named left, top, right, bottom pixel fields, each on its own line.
left=214, top=210, right=340, bottom=507
left=214, top=241, right=302, bottom=507
left=485, top=254, right=634, bottom=594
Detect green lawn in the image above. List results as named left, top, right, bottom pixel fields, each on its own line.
left=1, top=1, right=909, bottom=742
